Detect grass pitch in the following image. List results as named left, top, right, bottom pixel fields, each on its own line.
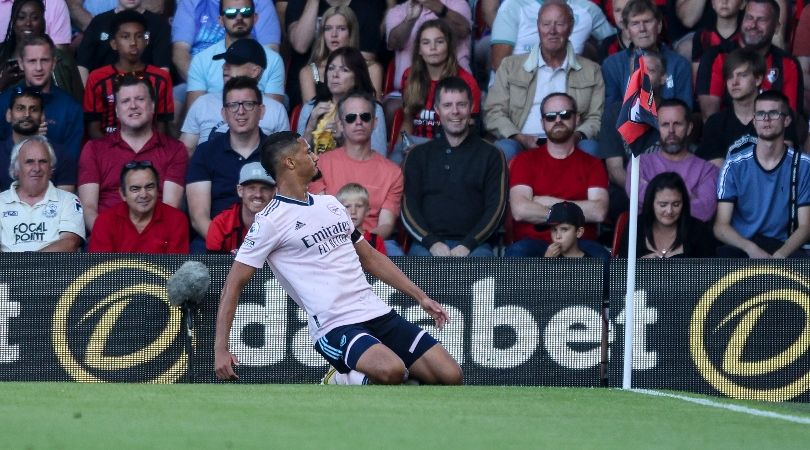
left=1, top=383, right=808, bottom=449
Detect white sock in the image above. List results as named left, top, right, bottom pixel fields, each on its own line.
left=335, top=370, right=369, bottom=385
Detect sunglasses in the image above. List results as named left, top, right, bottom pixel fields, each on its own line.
left=124, top=160, right=153, bottom=169
left=343, top=112, right=372, bottom=124
left=542, top=110, right=574, bottom=122
left=222, top=6, right=254, bottom=19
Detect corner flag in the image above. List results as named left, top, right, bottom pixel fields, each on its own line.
left=616, top=54, right=658, bottom=156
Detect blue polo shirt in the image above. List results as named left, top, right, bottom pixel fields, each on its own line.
left=0, top=135, right=77, bottom=191
left=602, top=45, right=693, bottom=108
left=0, top=84, right=84, bottom=159
left=186, top=131, right=265, bottom=217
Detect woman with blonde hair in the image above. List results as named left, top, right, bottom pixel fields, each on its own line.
left=298, top=5, right=382, bottom=103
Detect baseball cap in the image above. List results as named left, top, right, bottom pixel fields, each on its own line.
left=239, top=162, right=276, bottom=186
left=545, top=202, right=585, bottom=228
left=213, top=39, right=267, bottom=69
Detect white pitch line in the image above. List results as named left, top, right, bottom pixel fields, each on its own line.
left=632, top=389, right=810, bottom=425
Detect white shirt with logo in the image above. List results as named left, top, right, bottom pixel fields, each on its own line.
left=235, top=193, right=391, bottom=341
left=0, top=182, right=85, bottom=252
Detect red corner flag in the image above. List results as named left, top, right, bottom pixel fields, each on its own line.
left=616, top=55, right=658, bottom=156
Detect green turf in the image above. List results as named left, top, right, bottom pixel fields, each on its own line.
left=1, top=383, right=807, bottom=449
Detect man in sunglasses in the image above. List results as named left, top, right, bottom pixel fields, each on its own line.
left=179, top=40, right=289, bottom=154
left=714, top=90, right=810, bottom=258
left=506, top=92, right=609, bottom=258
left=309, top=91, right=405, bottom=256
left=401, top=77, right=507, bottom=257
left=88, top=160, right=189, bottom=253
left=214, top=131, right=462, bottom=386
left=0, top=87, right=76, bottom=192
left=184, top=0, right=285, bottom=113
left=186, top=76, right=267, bottom=253
left=484, top=0, right=604, bottom=161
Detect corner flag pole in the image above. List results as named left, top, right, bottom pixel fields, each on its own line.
left=623, top=153, right=640, bottom=390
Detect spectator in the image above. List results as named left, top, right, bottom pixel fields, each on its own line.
left=0, top=35, right=84, bottom=159
left=286, top=0, right=387, bottom=108
left=79, top=75, right=187, bottom=232
left=0, top=135, right=84, bottom=252
left=484, top=0, right=604, bottom=161
left=0, top=87, right=76, bottom=192
left=625, top=99, right=719, bottom=222
left=506, top=92, right=608, bottom=257
left=598, top=51, right=666, bottom=220
left=83, top=10, right=173, bottom=138
left=171, top=0, right=280, bottom=82
left=791, top=3, right=810, bottom=130
left=397, top=19, right=481, bottom=162
left=336, top=182, right=387, bottom=255
left=714, top=90, right=810, bottom=258
left=401, top=76, right=506, bottom=257
left=0, top=0, right=70, bottom=48
left=186, top=76, right=267, bottom=252
left=619, top=172, right=717, bottom=258
left=185, top=0, right=285, bottom=110
left=682, top=0, right=744, bottom=78
left=297, top=47, right=387, bottom=156
left=697, top=0, right=804, bottom=120
left=206, top=161, right=275, bottom=254
left=543, top=201, right=607, bottom=258
left=67, top=0, right=167, bottom=32
left=76, top=0, right=171, bottom=86
left=89, top=160, right=189, bottom=253
left=696, top=49, right=801, bottom=166
left=602, top=0, right=693, bottom=108
left=491, top=0, right=614, bottom=70
left=298, top=5, right=383, bottom=103
left=0, top=0, right=83, bottom=101
left=180, top=44, right=289, bottom=154
left=383, top=0, right=472, bottom=124
left=597, top=0, right=632, bottom=62
left=309, top=91, right=404, bottom=256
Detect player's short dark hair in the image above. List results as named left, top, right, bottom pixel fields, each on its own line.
left=110, top=9, right=148, bottom=37
left=722, top=48, right=766, bottom=80
left=223, top=76, right=262, bottom=105
left=540, top=92, right=577, bottom=115
left=622, top=0, right=663, bottom=27
left=337, top=90, right=377, bottom=120
left=755, top=90, right=790, bottom=113
left=657, top=98, right=691, bottom=117
left=434, top=76, right=472, bottom=106
left=261, top=131, right=301, bottom=179
left=114, top=74, right=156, bottom=103
left=119, top=160, right=160, bottom=193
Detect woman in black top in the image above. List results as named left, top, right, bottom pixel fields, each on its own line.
left=619, top=172, right=716, bottom=258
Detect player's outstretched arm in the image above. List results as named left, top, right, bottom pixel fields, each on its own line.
left=354, top=239, right=449, bottom=329
left=214, top=261, right=257, bottom=380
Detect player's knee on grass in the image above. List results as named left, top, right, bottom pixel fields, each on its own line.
left=370, top=360, right=408, bottom=385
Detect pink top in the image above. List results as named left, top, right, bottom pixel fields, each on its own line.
left=0, top=0, right=71, bottom=45
left=308, top=147, right=403, bottom=232
left=384, top=0, right=472, bottom=91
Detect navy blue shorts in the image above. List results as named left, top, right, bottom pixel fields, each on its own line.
left=313, top=309, right=438, bottom=374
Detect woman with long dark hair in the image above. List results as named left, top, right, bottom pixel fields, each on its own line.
left=297, top=47, right=386, bottom=155
left=619, top=172, right=716, bottom=258
left=0, top=0, right=83, bottom=101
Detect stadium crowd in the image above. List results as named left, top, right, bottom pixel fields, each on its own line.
left=0, top=0, right=808, bottom=258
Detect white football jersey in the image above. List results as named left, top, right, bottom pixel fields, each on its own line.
left=235, top=193, right=391, bottom=341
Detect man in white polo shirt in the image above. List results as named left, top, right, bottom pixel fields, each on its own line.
left=0, top=136, right=84, bottom=252
left=214, top=131, right=462, bottom=386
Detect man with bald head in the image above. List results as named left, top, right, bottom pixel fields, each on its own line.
left=484, top=0, right=604, bottom=161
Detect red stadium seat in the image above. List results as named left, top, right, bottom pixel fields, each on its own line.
left=388, top=108, right=404, bottom=156
left=611, top=211, right=629, bottom=257
left=383, top=60, right=396, bottom=96
left=289, top=104, right=303, bottom=132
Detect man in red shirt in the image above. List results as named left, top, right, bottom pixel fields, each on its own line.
left=78, top=75, right=187, bottom=233
left=506, top=92, right=609, bottom=257
left=206, top=162, right=276, bottom=253
left=89, top=161, right=189, bottom=253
